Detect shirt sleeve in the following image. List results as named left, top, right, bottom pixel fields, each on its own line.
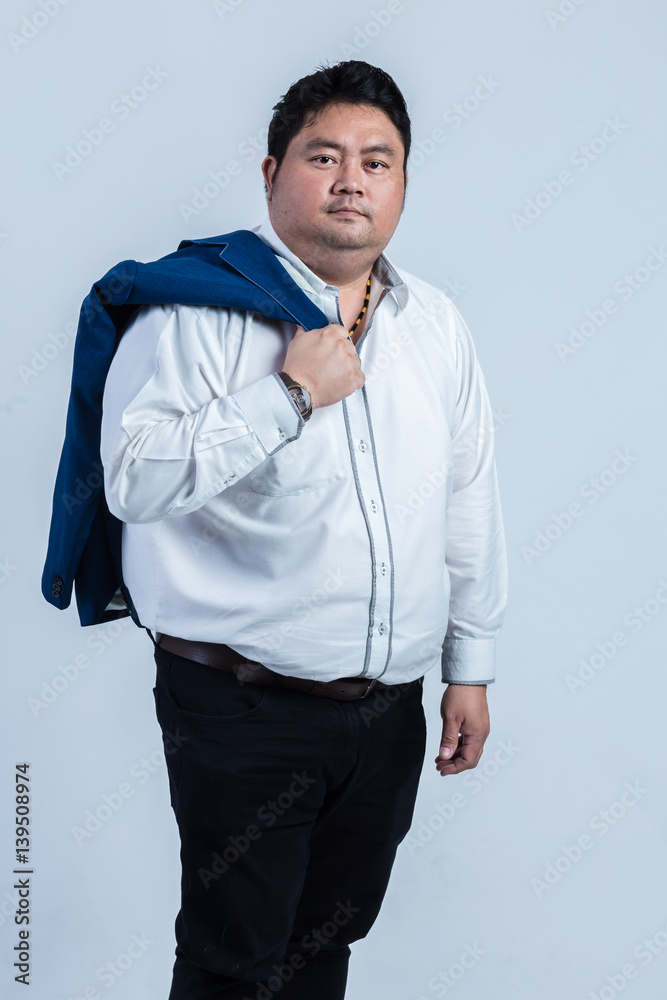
left=100, top=303, right=304, bottom=524
left=441, top=301, right=508, bottom=685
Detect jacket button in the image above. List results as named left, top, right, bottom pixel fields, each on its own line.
left=51, top=588, right=60, bottom=599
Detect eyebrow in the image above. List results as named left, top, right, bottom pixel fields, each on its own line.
left=301, top=138, right=397, bottom=160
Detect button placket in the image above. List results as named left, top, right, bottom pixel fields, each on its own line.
left=334, top=283, right=392, bottom=677
left=344, top=392, right=392, bottom=677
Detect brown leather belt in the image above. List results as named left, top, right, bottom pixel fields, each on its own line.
left=155, top=633, right=406, bottom=702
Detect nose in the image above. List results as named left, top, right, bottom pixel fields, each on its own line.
left=331, top=159, right=365, bottom=195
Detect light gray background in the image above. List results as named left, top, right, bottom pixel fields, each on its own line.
left=1, top=1, right=666, bottom=997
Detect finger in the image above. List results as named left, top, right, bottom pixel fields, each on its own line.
left=435, top=755, right=476, bottom=776
left=435, top=753, right=479, bottom=775
left=435, top=736, right=484, bottom=774
left=435, top=733, right=482, bottom=763
left=434, top=734, right=463, bottom=764
left=438, top=728, right=462, bottom=761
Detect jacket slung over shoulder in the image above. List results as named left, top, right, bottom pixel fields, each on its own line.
left=41, top=230, right=329, bottom=627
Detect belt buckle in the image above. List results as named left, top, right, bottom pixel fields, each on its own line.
left=359, top=677, right=378, bottom=699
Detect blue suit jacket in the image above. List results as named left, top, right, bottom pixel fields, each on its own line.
left=42, top=230, right=330, bottom=627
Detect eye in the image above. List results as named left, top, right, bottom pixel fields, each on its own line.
left=310, top=156, right=388, bottom=169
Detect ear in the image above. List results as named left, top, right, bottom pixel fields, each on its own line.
left=261, top=156, right=278, bottom=202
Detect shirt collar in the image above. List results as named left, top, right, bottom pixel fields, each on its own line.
left=251, top=214, right=409, bottom=315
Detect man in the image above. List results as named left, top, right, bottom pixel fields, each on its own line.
left=99, top=59, right=507, bottom=1000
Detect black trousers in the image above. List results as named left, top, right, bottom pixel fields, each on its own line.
left=153, top=645, right=427, bottom=999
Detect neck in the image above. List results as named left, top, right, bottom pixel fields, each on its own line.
left=293, top=245, right=376, bottom=292
left=268, top=220, right=378, bottom=290
left=286, top=239, right=375, bottom=325
left=322, top=258, right=373, bottom=289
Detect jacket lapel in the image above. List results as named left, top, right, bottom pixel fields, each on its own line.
left=216, top=230, right=330, bottom=331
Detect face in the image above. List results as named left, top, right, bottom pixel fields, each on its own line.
left=261, top=101, right=408, bottom=267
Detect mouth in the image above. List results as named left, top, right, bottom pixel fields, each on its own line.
left=330, top=206, right=364, bottom=216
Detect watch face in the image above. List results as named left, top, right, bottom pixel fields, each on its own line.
left=290, top=386, right=310, bottom=412
left=299, top=387, right=311, bottom=409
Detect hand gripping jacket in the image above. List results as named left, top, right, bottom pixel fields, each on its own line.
left=41, top=230, right=330, bottom=627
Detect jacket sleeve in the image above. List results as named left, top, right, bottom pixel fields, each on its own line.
left=441, top=301, right=508, bottom=685
left=100, top=303, right=303, bottom=523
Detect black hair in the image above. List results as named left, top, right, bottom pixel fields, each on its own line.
left=265, top=59, right=411, bottom=192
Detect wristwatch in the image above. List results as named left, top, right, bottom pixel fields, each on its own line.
left=277, top=371, right=313, bottom=422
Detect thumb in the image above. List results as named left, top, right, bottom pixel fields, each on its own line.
left=439, top=726, right=459, bottom=760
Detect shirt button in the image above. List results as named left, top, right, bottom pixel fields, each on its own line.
left=358, top=441, right=367, bottom=452
left=378, top=623, right=386, bottom=635
left=277, top=428, right=286, bottom=441
left=380, top=563, right=387, bottom=575
left=370, top=502, right=378, bottom=512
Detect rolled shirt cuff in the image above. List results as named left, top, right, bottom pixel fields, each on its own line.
left=441, top=637, right=496, bottom=684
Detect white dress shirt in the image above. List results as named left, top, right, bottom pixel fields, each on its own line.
left=100, top=215, right=507, bottom=685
